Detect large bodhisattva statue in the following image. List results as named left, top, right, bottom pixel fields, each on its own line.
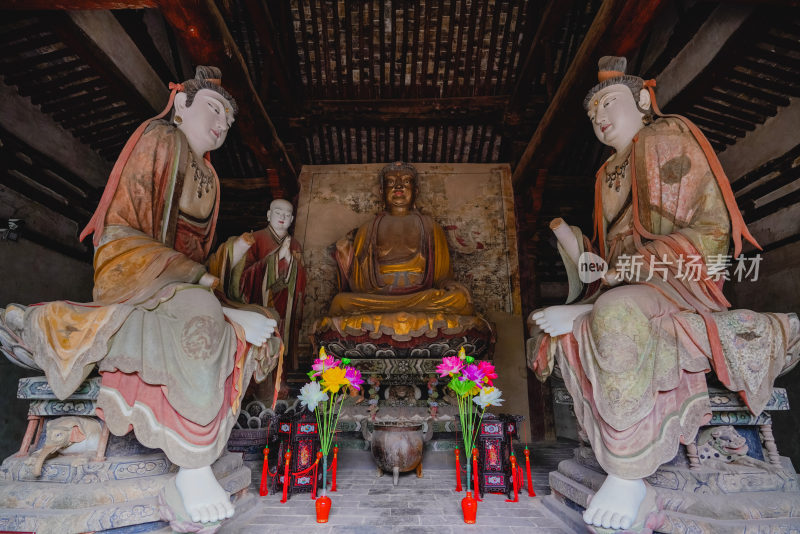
left=0, top=67, right=280, bottom=525
left=529, top=57, right=799, bottom=530
left=315, top=162, right=488, bottom=342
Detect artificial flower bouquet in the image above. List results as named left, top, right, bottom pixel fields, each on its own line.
left=436, top=347, right=503, bottom=521
left=297, top=347, right=363, bottom=516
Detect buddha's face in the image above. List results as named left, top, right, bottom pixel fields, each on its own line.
left=267, top=199, right=294, bottom=237
left=587, top=83, right=646, bottom=150
left=382, top=170, right=417, bottom=214
left=175, top=88, right=235, bottom=157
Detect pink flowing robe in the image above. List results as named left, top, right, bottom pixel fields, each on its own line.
left=532, top=117, right=799, bottom=479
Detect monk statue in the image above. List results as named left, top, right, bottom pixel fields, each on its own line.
left=528, top=57, right=799, bottom=531
left=0, top=66, right=281, bottom=526
left=314, top=162, right=490, bottom=342
left=207, top=198, right=306, bottom=404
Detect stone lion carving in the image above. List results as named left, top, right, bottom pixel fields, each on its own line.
left=696, top=426, right=781, bottom=472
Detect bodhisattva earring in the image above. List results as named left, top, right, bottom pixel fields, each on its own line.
left=642, top=114, right=653, bottom=126
left=175, top=115, right=183, bottom=125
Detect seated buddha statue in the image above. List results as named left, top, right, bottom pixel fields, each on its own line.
left=314, top=162, right=491, bottom=343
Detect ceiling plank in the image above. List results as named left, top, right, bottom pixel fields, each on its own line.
left=511, top=0, right=670, bottom=187
left=158, top=0, right=298, bottom=199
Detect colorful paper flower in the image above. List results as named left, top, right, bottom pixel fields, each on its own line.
left=477, top=360, right=497, bottom=386
left=460, top=364, right=485, bottom=386
left=436, top=356, right=464, bottom=377
left=473, top=387, right=504, bottom=409
left=312, top=354, right=340, bottom=377
left=448, top=377, right=476, bottom=397
left=298, top=381, right=328, bottom=412
left=320, top=366, right=349, bottom=394
left=344, top=367, right=364, bottom=391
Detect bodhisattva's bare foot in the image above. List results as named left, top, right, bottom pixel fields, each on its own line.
left=583, top=474, right=646, bottom=530
left=175, top=466, right=234, bottom=523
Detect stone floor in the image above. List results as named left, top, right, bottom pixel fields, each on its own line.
left=216, top=441, right=577, bottom=534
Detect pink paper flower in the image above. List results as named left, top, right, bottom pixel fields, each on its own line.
left=345, top=367, right=364, bottom=391
left=436, top=356, right=464, bottom=378
left=312, top=355, right=340, bottom=377
left=477, top=360, right=497, bottom=386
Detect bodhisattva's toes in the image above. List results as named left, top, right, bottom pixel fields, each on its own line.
left=609, top=512, right=622, bottom=530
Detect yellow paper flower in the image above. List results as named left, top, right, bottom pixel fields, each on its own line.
left=320, top=366, right=349, bottom=394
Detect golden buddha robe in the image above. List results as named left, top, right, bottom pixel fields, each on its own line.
left=317, top=212, right=487, bottom=341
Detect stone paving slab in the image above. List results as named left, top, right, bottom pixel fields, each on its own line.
left=218, top=462, right=574, bottom=534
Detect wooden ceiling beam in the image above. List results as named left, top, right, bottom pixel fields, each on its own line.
left=158, top=0, right=297, bottom=199
left=511, top=0, right=670, bottom=187
left=49, top=10, right=167, bottom=114
left=288, top=96, right=513, bottom=127
left=2, top=1, right=157, bottom=7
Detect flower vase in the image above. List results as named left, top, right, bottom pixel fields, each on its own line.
left=462, top=462, right=477, bottom=523
left=461, top=492, right=477, bottom=523
left=316, top=454, right=331, bottom=523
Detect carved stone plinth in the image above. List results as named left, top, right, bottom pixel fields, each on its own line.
left=543, top=387, right=800, bottom=533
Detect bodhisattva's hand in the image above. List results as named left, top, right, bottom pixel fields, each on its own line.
left=221, top=307, right=277, bottom=347
left=231, top=233, right=255, bottom=267
left=529, top=304, right=593, bottom=337
left=198, top=273, right=219, bottom=289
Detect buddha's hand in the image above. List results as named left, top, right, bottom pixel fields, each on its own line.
left=231, top=233, right=255, bottom=266
left=221, top=307, right=277, bottom=347
left=529, top=304, right=593, bottom=337
left=437, top=279, right=470, bottom=297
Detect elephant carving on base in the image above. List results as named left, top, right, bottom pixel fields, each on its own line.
left=26, top=416, right=103, bottom=477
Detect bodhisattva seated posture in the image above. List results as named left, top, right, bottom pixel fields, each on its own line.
left=315, top=162, right=489, bottom=342
left=207, top=198, right=306, bottom=404
left=0, top=67, right=280, bottom=525
left=529, top=57, right=799, bottom=531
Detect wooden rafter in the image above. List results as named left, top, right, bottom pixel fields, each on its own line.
left=511, top=0, right=670, bottom=186
left=157, top=0, right=298, bottom=199
left=507, top=0, right=572, bottom=120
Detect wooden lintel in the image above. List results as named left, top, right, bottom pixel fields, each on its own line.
left=288, top=96, right=511, bottom=127
left=511, top=0, right=670, bottom=187
left=158, top=0, right=298, bottom=199
left=2, top=0, right=156, bottom=8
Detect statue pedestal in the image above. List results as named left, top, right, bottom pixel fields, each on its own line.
left=1, top=376, right=252, bottom=534
left=543, top=387, right=800, bottom=533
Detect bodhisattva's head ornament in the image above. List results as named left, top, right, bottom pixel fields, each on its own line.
left=583, top=56, right=654, bottom=119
